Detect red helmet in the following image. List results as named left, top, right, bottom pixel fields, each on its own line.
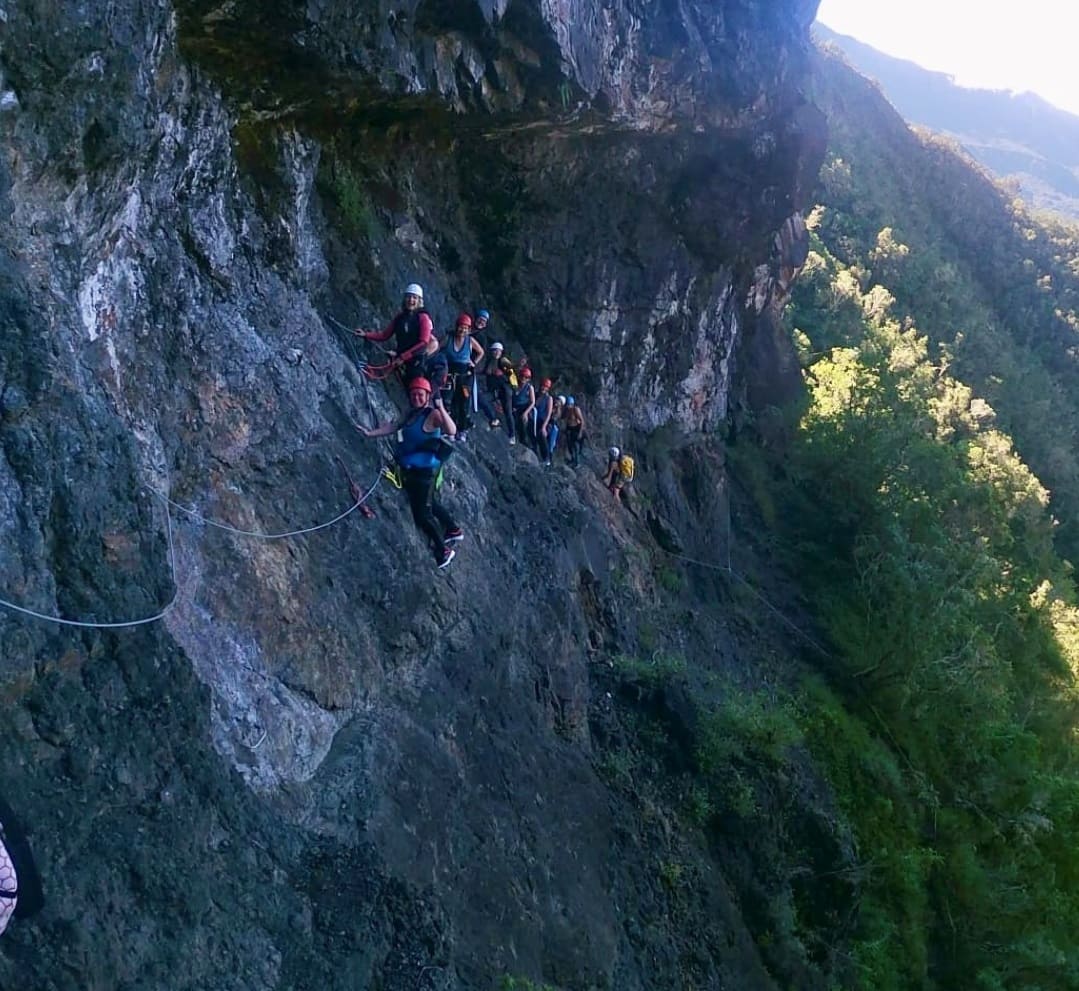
left=521, top=367, right=532, bottom=379
left=541, top=377, right=552, bottom=389
left=456, top=313, right=472, bottom=328
left=408, top=377, right=433, bottom=395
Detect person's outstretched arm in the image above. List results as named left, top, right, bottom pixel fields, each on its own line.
left=355, top=415, right=402, bottom=438
left=357, top=316, right=396, bottom=341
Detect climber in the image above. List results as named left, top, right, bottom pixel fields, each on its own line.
left=602, top=446, right=635, bottom=503
left=534, top=378, right=555, bottom=465
left=511, top=368, right=536, bottom=449
left=354, top=377, right=463, bottom=569
left=0, top=795, right=43, bottom=938
left=548, top=395, right=565, bottom=459
left=516, top=355, right=532, bottom=385
left=562, top=396, right=586, bottom=467
left=354, top=282, right=433, bottom=384
left=472, top=308, right=491, bottom=349
left=443, top=314, right=485, bottom=440
left=481, top=342, right=516, bottom=441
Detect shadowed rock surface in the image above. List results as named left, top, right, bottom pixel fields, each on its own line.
left=0, top=2, right=841, bottom=989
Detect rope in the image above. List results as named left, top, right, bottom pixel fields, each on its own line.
left=0, top=469, right=382, bottom=628
left=152, top=473, right=381, bottom=539
left=0, top=497, right=179, bottom=629
left=331, top=331, right=399, bottom=462
left=662, top=547, right=833, bottom=659
left=326, top=314, right=366, bottom=370
left=325, top=314, right=395, bottom=359
left=361, top=360, right=400, bottom=381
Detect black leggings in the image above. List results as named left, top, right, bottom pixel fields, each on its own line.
left=565, top=426, right=583, bottom=465
left=536, top=425, right=550, bottom=461
left=487, top=379, right=515, bottom=438
left=402, top=467, right=456, bottom=560
left=448, top=368, right=474, bottom=431
left=513, top=408, right=535, bottom=449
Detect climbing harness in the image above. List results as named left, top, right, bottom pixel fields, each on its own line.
left=359, top=359, right=400, bottom=382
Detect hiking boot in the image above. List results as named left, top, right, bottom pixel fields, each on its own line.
left=437, top=546, right=456, bottom=569
left=443, top=527, right=464, bottom=545
left=489, top=419, right=500, bottom=429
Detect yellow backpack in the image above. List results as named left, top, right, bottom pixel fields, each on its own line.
left=619, top=454, right=635, bottom=481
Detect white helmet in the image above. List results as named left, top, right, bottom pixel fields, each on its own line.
left=403, top=282, right=424, bottom=299
left=556, top=395, right=566, bottom=404
left=609, top=446, right=621, bottom=460
left=490, top=341, right=504, bottom=351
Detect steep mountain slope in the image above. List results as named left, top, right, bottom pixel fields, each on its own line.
left=761, top=44, right=1079, bottom=991
left=0, top=3, right=839, bottom=990
left=814, top=23, right=1079, bottom=221
left=802, top=46, right=1079, bottom=562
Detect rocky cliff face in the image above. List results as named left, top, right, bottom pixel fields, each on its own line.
left=0, top=2, right=831, bottom=989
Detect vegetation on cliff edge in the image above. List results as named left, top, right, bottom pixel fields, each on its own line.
left=750, top=48, right=1079, bottom=990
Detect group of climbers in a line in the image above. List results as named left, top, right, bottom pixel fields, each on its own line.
left=351, top=282, right=634, bottom=568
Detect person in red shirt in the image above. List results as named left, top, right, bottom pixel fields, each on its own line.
left=354, top=282, right=433, bottom=384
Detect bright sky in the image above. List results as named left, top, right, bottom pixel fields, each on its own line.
left=815, top=0, right=1079, bottom=117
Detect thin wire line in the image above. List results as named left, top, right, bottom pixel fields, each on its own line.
left=0, top=471, right=382, bottom=628
left=0, top=498, right=179, bottom=629
left=151, top=474, right=381, bottom=539
left=662, top=547, right=833, bottom=658
left=326, top=313, right=393, bottom=356
left=326, top=313, right=365, bottom=368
